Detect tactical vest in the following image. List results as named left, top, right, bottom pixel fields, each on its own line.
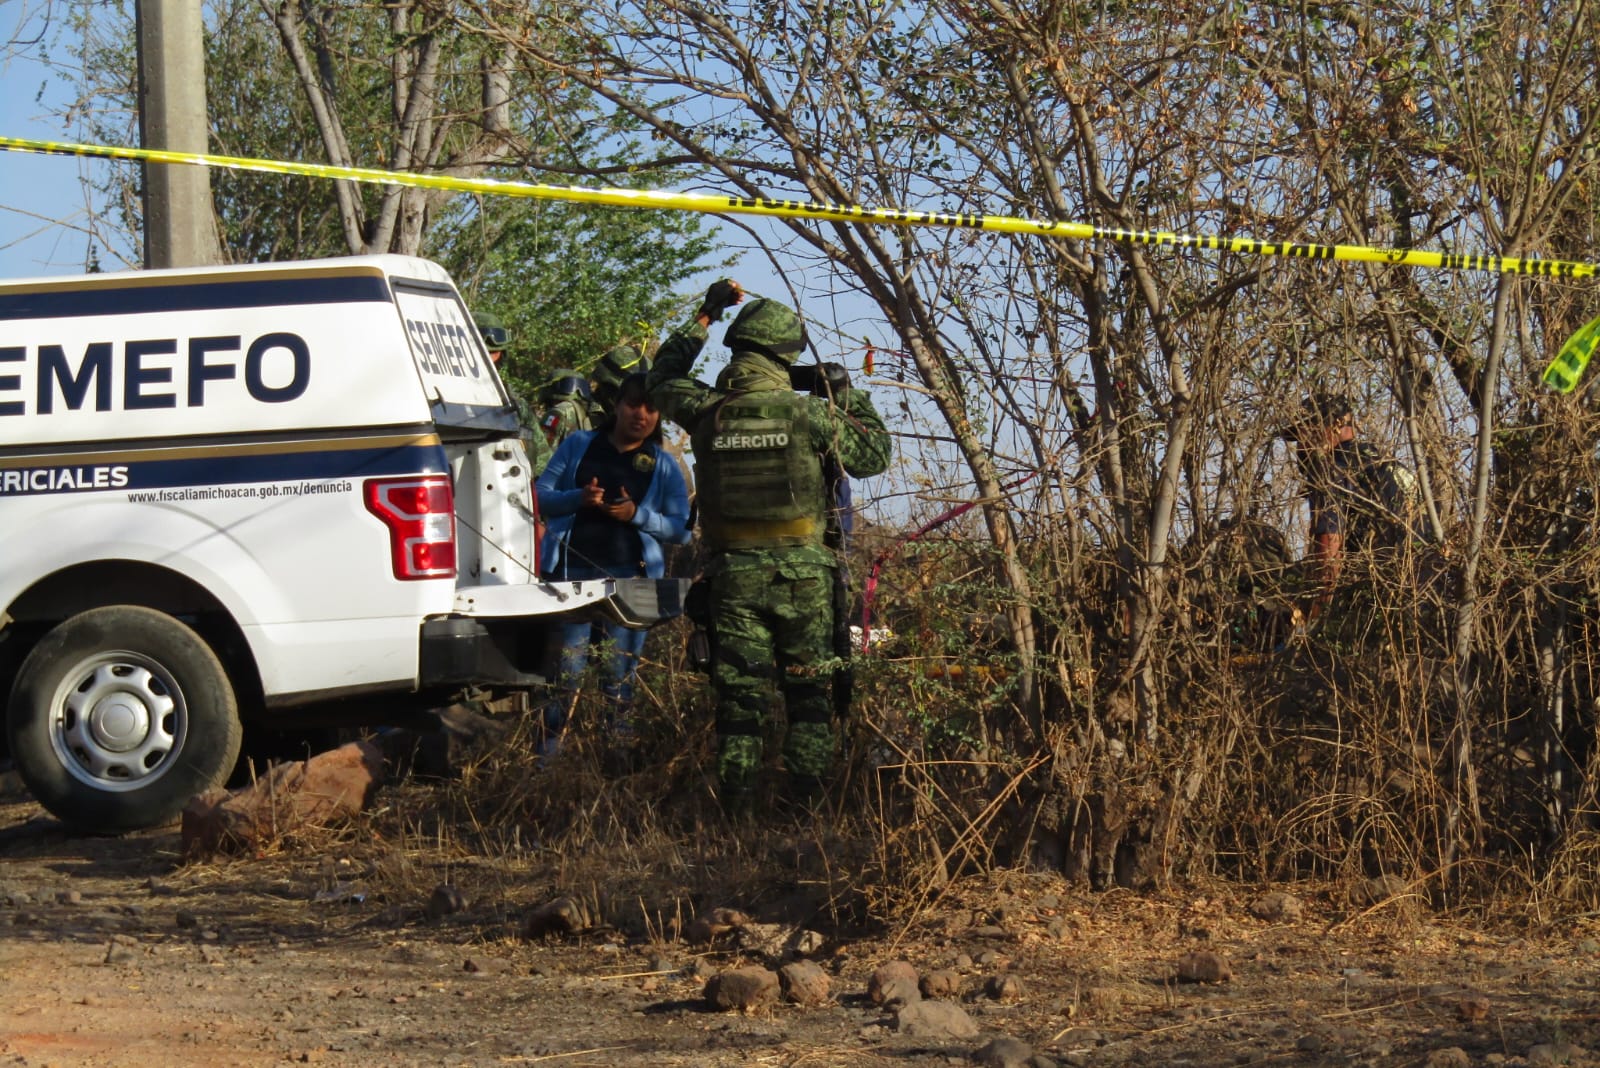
left=693, top=391, right=825, bottom=549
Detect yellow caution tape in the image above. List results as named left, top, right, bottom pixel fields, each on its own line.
left=4, top=134, right=1599, bottom=390
left=4, top=134, right=1598, bottom=281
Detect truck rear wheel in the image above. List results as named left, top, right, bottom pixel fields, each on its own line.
left=6, top=606, right=242, bottom=832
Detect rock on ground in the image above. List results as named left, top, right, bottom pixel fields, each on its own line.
left=869, top=960, right=922, bottom=1007
left=704, top=966, right=779, bottom=1012
left=778, top=961, right=831, bottom=1006
left=734, top=921, right=791, bottom=960
left=181, top=741, right=383, bottom=857
left=894, top=999, right=978, bottom=1040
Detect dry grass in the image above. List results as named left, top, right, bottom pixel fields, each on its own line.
left=201, top=498, right=1600, bottom=941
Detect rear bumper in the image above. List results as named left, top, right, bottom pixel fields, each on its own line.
left=452, top=577, right=687, bottom=628
left=420, top=578, right=688, bottom=688
left=418, top=616, right=552, bottom=688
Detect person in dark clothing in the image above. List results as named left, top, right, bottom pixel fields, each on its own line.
left=534, top=374, right=693, bottom=761
left=1284, top=390, right=1424, bottom=622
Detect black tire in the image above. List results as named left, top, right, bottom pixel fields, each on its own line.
left=6, top=606, right=242, bottom=832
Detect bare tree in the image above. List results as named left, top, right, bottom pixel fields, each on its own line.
left=37, top=0, right=1600, bottom=893
left=257, top=0, right=523, bottom=254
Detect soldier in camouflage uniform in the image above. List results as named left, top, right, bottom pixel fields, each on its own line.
left=475, top=311, right=551, bottom=472
left=647, top=281, right=892, bottom=813
left=537, top=370, right=596, bottom=451
left=590, top=345, right=651, bottom=419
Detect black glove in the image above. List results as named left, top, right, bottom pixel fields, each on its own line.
left=698, top=279, right=740, bottom=322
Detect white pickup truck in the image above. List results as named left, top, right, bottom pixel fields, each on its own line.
left=0, top=255, right=683, bottom=831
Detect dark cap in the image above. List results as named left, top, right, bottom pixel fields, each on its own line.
left=1301, top=390, right=1353, bottom=423
left=1278, top=390, right=1354, bottom=440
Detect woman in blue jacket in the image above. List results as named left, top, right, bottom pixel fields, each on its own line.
left=535, top=374, right=692, bottom=763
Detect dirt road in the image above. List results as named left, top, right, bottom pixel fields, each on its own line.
left=3, top=783, right=1598, bottom=1067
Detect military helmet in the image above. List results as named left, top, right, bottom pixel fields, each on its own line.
left=591, top=345, right=649, bottom=393
left=723, top=297, right=808, bottom=364
left=540, top=369, right=592, bottom=407
left=473, top=310, right=508, bottom=351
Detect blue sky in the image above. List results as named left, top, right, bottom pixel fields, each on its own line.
left=0, top=7, right=885, bottom=366
left=0, top=33, right=837, bottom=314
left=0, top=5, right=111, bottom=279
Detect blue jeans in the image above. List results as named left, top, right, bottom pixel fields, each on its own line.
left=543, top=618, right=647, bottom=750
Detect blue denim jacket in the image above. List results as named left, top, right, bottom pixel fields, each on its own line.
left=535, top=429, right=692, bottom=579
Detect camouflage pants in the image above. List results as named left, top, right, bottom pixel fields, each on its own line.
left=709, top=561, right=836, bottom=789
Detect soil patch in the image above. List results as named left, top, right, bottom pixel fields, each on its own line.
left=2, top=787, right=1598, bottom=1067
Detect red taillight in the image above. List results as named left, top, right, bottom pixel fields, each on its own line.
left=363, top=475, right=457, bottom=580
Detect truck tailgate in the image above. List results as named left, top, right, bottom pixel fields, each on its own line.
left=452, top=578, right=688, bottom=628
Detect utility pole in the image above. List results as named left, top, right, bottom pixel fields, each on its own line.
left=135, top=0, right=223, bottom=268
